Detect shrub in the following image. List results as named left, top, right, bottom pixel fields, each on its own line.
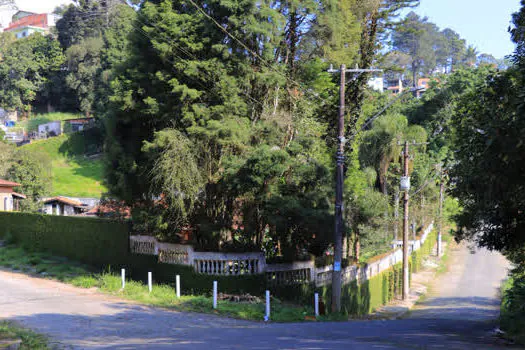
left=0, top=212, right=129, bottom=267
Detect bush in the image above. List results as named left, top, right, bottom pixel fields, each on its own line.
left=0, top=212, right=129, bottom=267
left=501, top=269, right=525, bottom=344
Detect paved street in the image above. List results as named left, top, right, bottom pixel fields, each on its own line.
left=0, top=244, right=513, bottom=349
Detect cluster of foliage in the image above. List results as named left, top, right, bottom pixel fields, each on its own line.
left=97, top=0, right=433, bottom=261
left=0, top=142, right=51, bottom=211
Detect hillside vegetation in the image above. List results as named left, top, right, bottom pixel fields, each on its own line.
left=21, top=129, right=106, bottom=198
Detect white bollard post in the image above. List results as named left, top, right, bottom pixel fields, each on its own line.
left=213, top=281, right=218, bottom=309
left=264, top=290, right=270, bottom=321
left=314, top=293, right=319, bottom=317
left=121, top=268, right=126, bottom=289
left=176, top=275, right=181, bottom=298
left=148, top=272, right=152, bottom=293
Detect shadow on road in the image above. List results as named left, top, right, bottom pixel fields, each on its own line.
left=9, top=301, right=517, bottom=350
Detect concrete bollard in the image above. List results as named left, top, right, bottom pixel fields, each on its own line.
left=264, top=290, right=270, bottom=321
left=148, top=272, right=152, bottom=293
left=213, top=281, right=218, bottom=309
left=121, top=268, right=126, bottom=289
left=314, top=293, right=319, bottom=317
left=176, top=275, right=180, bottom=298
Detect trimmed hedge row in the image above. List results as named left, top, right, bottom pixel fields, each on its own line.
left=411, top=230, right=438, bottom=273
left=0, top=212, right=129, bottom=267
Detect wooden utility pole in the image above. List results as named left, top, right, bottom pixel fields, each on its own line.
left=331, top=64, right=345, bottom=313
left=437, top=171, right=444, bottom=256
left=402, top=141, right=410, bottom=300
left=328, top=64, right=383, bottom=313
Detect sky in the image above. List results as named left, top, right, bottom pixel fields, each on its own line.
left=14, top=0, right=72, bottom=14
left=408, top=0, right=522, bottom=59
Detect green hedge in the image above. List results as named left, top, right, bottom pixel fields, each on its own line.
left=0, top=212, right=129, bottom=267
left=411, top=230, right=438, bottom=273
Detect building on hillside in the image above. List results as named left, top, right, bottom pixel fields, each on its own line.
left=42, top=196, right=88, bottom=216
left=4, top=11, right=58, bottom=39
left=37, top=121, right=62, bottom=138
left=385, top=77, right=404, bottom=94
left=0, top=179, right=25, bottom=211
left=64, top=117, right=95, bottom=133
left=415, top=78, right=431, bottom=98
left=0, top=109, right=18, bottom=125
left=367, top=77, right=384, bottom=92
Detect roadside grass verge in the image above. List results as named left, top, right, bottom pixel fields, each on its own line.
left=0, top=244, right=313, bottom=322
left=0, top=321, right=48, bottom=350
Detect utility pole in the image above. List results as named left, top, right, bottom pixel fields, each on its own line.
left=402, top=141, right=410, bottom=300
left=399, top=140, right=428, bottom=300
left=328, top=64, right=382, bottom=313
left=332, top=63, right=346, bottom=313
left=437, top=170, right=444, bottom=256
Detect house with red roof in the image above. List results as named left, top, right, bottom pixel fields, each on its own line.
left=3, top=11, right=58, bottom=39
left=0, top=179, right=25, bottom=211
left=42, top=196, right=88, bottom=216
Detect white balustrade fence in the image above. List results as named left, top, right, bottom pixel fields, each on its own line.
left=193, top=252, right=265, bottom=275
left=129, top=222, right=435, bottom=286
left=266, top=261, right=315, bottom=285
left=130, top=235, right=157, bottom=255
left=157, top=242, right=192, bottom=265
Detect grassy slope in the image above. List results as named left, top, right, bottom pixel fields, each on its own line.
left=22, top=133, right=106, bottom=198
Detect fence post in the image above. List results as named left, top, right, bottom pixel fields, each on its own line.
left=121, top=268, right=126, bottom=289
left=213, top=281, right=218, bottom=309
left=176, top=275, right=180, bottom=298
left=264, top=290, right=270, bottom=321
left=314, top=293, right=319, bottom=317
left=148, top=272, right=152, bottom=293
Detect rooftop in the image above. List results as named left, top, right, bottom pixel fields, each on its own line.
left=0, top=179, right=21, bottom=187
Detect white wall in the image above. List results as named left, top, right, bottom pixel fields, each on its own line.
left=38, top=121, right=62, bottom=137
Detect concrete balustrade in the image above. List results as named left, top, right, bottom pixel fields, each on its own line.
left=128, top=222, right=435, bottom=285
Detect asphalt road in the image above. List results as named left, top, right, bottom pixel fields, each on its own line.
left=0, top=244, right=513, bottom=349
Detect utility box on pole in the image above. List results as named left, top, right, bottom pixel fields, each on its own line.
left=400, top=176, right=411, bottom=191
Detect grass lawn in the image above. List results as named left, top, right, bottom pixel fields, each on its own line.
left=21, top=133, right=106, bottom=198
left=0, top=244, right=316, bottom=323
left=0, top=321, right=48, bottom=350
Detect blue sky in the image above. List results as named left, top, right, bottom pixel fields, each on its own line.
left=407, top=0, right=522, bottom=59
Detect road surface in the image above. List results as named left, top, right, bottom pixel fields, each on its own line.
left=0, top=244, right=513, bottom=349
